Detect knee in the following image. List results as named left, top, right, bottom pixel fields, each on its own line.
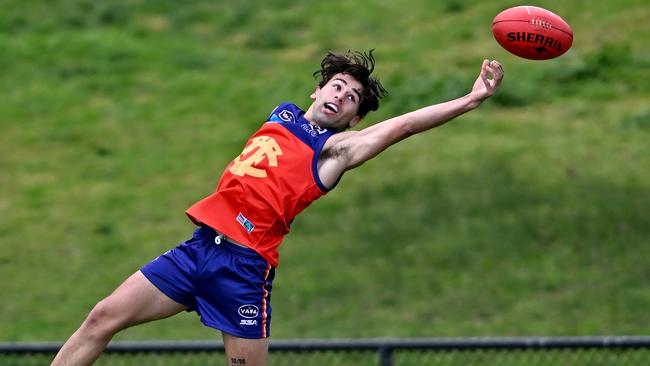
left=81, top=298, right=125, bottom=337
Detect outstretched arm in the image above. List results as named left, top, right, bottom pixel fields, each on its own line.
left=322, top=59, right=504, bottom=171
left=367, top=59, right=502, bottom=135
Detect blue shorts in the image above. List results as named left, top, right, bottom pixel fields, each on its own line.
left=141, top=225, right=275, bottom=339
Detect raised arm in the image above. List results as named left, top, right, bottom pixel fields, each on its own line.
left=318, top=60, right=504, bottom=187
left=318, top=60, right=503, bottom=182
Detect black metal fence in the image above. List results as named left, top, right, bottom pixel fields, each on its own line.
left=2, top=336, right=649, bottom=366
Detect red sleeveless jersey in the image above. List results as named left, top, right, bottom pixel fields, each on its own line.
left=186, top=103, right=337, bottom=267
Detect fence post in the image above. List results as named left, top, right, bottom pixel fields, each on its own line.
left=378, top=344, right=392, bottom=366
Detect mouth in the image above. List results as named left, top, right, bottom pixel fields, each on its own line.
left=324, top=102, right=339, bottom=114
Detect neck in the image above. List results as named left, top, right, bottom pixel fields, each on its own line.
left=303, top=104, right=315, bottom=122
left=303, top=104, right=321, bottom=127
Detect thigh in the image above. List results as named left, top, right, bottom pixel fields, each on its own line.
left=194, top=238, right=275, bottom=339
left=99, top=270, right=188, bottom=328
left=222, top=332, right=269, bottom=366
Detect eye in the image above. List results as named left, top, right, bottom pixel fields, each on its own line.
left=347, top=94, right=356, bottom=102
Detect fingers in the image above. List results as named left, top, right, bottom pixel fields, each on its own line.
left=472, top=59, right=504, bottom=98
left=481, top=59, right=489, bottom=80
left=484, top=60, right=504, bottom=81
left=488, top=60, right=503, bottom=71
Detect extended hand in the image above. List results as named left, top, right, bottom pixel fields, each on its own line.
left=471, top=59, right=504, bottom=103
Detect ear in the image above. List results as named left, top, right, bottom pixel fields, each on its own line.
left=310, top=86, right=321, bottom=100
left=348, top=116, right=362, bottom=129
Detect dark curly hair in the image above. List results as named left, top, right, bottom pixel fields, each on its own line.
left=313, top=50, right=388, bottom=119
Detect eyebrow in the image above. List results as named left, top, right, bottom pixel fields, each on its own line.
left=334, top=78, right=362, bottom=100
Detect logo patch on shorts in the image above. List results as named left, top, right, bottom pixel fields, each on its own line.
left=238, top=304, right=259, bottom=318
left=240, top=319, right=258, bottom=326
left=236, top=213, right=255, bottom=233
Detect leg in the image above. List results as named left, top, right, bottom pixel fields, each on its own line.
left=51, top=270, right=187, bottom=366
left=222, top=332, right=269, bottom=366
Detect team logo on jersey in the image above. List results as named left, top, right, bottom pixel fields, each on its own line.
left=278, top=109, right=295, bottom=122
left=229, top=136, right=283, bottom=178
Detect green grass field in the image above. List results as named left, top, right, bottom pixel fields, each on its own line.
left=1, top=0, right=649, bottom=342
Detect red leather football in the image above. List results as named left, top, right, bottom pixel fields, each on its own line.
left=492, top=5, right=573, bottom=60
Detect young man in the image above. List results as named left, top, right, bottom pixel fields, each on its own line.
left=51, top=50, right=504, bottom=366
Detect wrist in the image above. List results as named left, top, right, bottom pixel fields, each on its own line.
left=465, top=92, right=484, bottom=110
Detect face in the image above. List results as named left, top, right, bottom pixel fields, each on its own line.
left=307, top=73, right=363, bottom=131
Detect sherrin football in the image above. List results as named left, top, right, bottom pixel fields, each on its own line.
left=492, top=5, right=573, bottom=60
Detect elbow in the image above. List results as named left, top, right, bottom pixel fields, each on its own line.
left=399, top=118, right=418, bottom=139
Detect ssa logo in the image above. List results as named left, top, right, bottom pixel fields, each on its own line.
left=238, top=304, right=259, bottom=319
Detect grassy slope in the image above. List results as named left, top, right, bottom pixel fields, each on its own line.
left=0, top=0, right=648, bottom=341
